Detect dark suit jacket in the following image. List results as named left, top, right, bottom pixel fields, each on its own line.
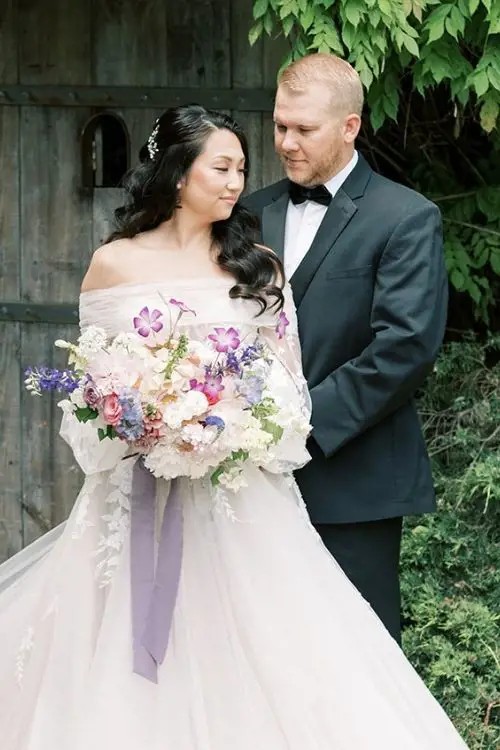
left=244, top=154, right=448, bottom=524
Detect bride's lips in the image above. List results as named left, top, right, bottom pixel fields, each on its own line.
left=220, top=197, right=237, bottom=205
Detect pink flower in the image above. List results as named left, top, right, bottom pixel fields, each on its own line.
left=83, top=381, right=103, bottom=408
left=102, top=393, right=123, bottom=426
left=133, top=307, right=163, bottom=338
left=169, top=299, right=196, bottom=316
left=207, top=327, right=240, bottom=353
left=276, top=311, right=289, bottom=339
left=189, top=375, right=224, bottom=406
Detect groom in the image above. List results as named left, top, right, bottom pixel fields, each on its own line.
left=244, top=53, right=448, bottom=642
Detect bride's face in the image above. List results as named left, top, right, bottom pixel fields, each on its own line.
left=179, top=129, right=246, bottom=222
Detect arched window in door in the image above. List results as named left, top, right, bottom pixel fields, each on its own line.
left=81, top=112, right=130, bottom=188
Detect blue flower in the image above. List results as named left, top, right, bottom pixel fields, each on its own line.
left=115, top=388, right=145, bottom=440
left=236, top=375, right=264, bottom=406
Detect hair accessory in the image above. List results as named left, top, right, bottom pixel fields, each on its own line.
left=147, top=119, right=160, bottom=161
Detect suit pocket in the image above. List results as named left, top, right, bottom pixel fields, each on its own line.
left=326, top=264, right=375, bottom=279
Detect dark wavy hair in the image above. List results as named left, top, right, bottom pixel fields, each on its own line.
left=107, top=104, right=284, bottom=313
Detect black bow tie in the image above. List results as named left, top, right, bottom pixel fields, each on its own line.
left=289, top=182, right=331, bottom=206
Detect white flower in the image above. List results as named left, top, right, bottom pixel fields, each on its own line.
left=162, top=390, right=208, bottom=429
left=69, top=387, right=86, bottom=409
left=218, top=466, right=248, bottom=492
left=180, top=422, right=215, bottom=446
left=58, top=398, right=76, bottom=414
left=78, top=326, right=107, bottom=357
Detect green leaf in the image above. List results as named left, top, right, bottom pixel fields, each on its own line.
left=402, top=33, right=420, bottom=56
left=466, top=279, right=481, bottom=304
left=253, top=0, right=269, bottom=19
left=263, top=11, right=274, bottom=35
left=426, top=4, right=453, bottom=42
left=300, top=4, right=315, bottom=32
left=490, top=248, right=500, bottom=274
left=248, top=20, right=264, bottom=46
left=341, top=22, right=356, bottom=49
left=282, top=14, right=294, bottom=36
left=487, top=65, right=500, bottom=90
left=473, top=70, right=490, bottom=97
left=344, top=3, right=361, bottom=26
left=445, top=7, right=466, bottom=38
left=74, top=406, right=98, bottom=423
left=261, top=419, right=284, bottom=443
left=469, top=0, right=480, bottom=11
left=97, top=425, right=115, bottom=441
left=450, top=269, right=466, bottom=290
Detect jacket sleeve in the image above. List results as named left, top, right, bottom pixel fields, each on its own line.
left=310, top=202, right=448, bottom=458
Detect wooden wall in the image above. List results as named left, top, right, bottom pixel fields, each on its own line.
left=0, top=0, right=287, bottom=561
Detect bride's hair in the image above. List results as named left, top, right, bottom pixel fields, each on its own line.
left=107, top=104, right=284, bottom=313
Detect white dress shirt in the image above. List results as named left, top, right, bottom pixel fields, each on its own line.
left=284, top=151, right=359, bottom=279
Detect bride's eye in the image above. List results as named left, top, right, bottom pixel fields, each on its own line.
left=214, top=167, right=228, bottom=172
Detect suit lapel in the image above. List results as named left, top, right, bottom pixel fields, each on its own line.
left=261, top=191, right=288, bottom=263
left=290, top=191, right=357, bottom=307
left=290, top=154, right=373, bottom=308
left=258, top=154, right=373, bottom=308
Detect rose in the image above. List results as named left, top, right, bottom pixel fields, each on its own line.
left=83, top=381, right=103, bottom=409
left=102, top=393, right=123, bottom=426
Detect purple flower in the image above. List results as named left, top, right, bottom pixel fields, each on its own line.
left=276, top=311, right=289, bottom=339
left=189, top=375, right=224, bottom=405
left=225, top=351, right=242, bottom=375
left=239, top=343, right=263, bottom=365
left=169, top=299, right=195, bottom=316
left=208, top=327, right=240, bottom=353
left=24, top=366, right=79, bottom=396
left=133, top=306, right=163, bottom=338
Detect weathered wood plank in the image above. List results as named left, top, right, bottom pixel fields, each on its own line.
left=262, top=20, right=288, bottom=188
left=20, top=107, right=93, bottom=304
left=0, top=107, right=20, bottom=300
left=0, top=322, right=22, bottom=562
left=0, top=103, right=21, bottom=562
left=19, top=105, right=93, bottom=543
left=92, top=0, right=168, bottom=86
left=0, top=0, right=18, bottom=84
left=19, top=0, right=91, bottom=84
left=19, top=0, right=93, bottom=546
left=231, top=0, right=263, bottom=194
left=166, top=0, right=231, bottom=87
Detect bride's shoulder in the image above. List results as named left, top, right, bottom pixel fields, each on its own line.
left=80, top=239, right=134, bottom=293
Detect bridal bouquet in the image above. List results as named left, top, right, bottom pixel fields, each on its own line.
left=24, top=297, right=310, bottom=492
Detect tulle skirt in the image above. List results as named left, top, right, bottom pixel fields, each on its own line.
left=0, top=461, right=467, bottom=749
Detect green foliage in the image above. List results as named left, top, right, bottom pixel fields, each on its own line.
left=402, top=337, right=500, bottom=748
left=249, top=0, right=500, bottom=130
left=249, top=0, right=500, bottom=324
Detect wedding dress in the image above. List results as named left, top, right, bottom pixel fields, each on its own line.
left=0, top=278, right=468, bottom=749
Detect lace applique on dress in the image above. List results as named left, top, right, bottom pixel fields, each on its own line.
left=71, top=474, right=103, bottom=540
left=93, top=458, right=134, bottom=587
left=15, top=626, right=34, bottom=688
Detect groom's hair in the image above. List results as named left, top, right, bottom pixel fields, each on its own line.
left=278, top=53, right=364, bottom=117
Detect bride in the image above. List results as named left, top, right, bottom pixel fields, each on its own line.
left=0, top=105, right=468, bottom=749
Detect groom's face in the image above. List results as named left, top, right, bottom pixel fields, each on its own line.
left=273, top=81, right=354, bottom=187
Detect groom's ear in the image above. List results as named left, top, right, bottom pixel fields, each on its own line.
left=343, top=114, right=361, bottom=144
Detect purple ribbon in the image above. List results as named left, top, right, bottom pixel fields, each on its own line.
left=130, top=460, right=183, bottom=683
